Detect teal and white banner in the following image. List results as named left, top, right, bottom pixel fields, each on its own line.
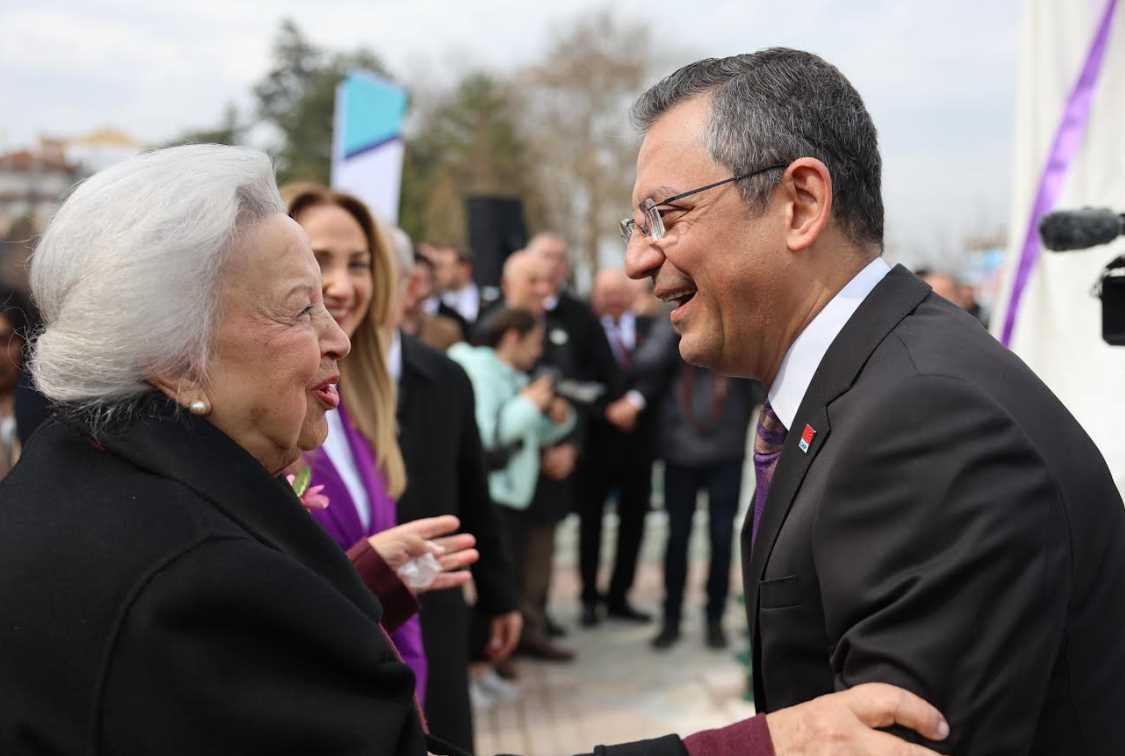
left=331, top=71, right=408, bottom=224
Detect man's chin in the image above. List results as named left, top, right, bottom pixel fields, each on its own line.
left=677, top=332, right=719, bottom=370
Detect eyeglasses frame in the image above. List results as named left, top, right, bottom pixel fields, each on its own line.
left=620, top=164, right=788, bottom=245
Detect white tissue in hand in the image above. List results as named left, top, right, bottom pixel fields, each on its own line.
left=396, top=551, right=442, bottom=590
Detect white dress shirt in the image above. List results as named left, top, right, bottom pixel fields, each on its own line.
left=321, top=409, right=372, bottom=531
left=388, top=330, right=403, bottom=382
left=768, top=257, right=891, bottom=430
left=441, top=283, right=480, bottom=323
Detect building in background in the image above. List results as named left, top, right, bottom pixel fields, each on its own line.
left=0, top=129, right=141, bottom=290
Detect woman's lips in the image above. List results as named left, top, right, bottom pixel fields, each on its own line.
left=312, top=379, right=340, bottom=409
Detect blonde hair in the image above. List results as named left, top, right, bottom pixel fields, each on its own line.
left=282, top=183, right=406, bottom=498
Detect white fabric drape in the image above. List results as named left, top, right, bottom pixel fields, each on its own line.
left=993, top=0, right=1125, bottom=491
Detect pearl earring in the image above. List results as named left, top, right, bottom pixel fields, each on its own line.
left=189, top=400, right=210, bottom=416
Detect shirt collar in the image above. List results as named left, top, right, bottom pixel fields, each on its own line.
left=544, top=294, right=559, bottom=312
left=388, top=329, right=403, bottom=382
left=767, top=257, right=891, bottom=430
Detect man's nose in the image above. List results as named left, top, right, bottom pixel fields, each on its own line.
left=625, top=239, right=664, bottom=281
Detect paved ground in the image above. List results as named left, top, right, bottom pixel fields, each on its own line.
left=473, top=463, right=760, bottom=756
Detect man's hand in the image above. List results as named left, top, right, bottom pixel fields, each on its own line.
left=521, top=375, right=555, bottom=411
left=485, top=610, right=523, bottom=661
left=605, top=397, right=640, bottom=432
left=766, top=683, right=949, bottom=755
left=541, top=443, right=578, bottom=480
left=367, top=515, right=479, bottom=593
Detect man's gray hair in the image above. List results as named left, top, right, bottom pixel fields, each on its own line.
left=29, top=144, right=284, bottom=426
left=632, top=48, right=884, bottom=247
left=389, top=226, right=415, bottom=280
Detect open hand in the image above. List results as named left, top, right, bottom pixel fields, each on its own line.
left=367, top=515, right=479, bottom=593
left=766, top=683, right=949, bottom=755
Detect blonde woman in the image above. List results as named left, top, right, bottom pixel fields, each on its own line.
left=282, top=183, right=435, bottom=698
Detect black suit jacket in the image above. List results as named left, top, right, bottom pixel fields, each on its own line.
left=587, top=314, right=658, bottom=466
left=0, top=396, right=432, bottom=755
left=395, top=333, right=518, bottom=748
left=745, top=265, right=1125, bottom=754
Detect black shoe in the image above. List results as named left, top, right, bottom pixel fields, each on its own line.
left=545, top=615, right=568, bottom=638
left=606, top=600, right=652, bottom=623
left=581, top=603, right=601, bottom=627
left=706, top=622, right=728, bottom=650
left=517, top=636, right=576, bottom=662
left=650, top=625, right=680, bottom=650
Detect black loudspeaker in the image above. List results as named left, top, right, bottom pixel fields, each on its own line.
left=465, top=196, right=527, bottom=293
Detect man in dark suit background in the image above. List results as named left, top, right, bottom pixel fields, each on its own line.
left=390, top=240, right=521, bottom=752
left=578, top=267, right=658, bottom=626
left=524, top=234, right=628, bottom=632
left=624, top=49, right=1125, bottom=753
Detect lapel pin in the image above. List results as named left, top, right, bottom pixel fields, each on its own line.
left=798, top=424, right=816, bottom=453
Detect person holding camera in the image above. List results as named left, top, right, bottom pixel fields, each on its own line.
left=448, top=307, right=576, bottom=664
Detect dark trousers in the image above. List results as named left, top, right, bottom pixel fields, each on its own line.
left=497, top=505, right=555, bottom=643
left=660, top=459, right=743, bottom=627
left=578, top=453, right=653, bottom=606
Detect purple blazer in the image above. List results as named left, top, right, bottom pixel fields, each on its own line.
left=306, top=405, right=428, bottom=703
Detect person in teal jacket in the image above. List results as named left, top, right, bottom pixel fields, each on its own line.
left=448, top=308, right=574, bottom=510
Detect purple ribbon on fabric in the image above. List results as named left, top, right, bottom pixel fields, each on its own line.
left=1001, top=0, right=1119, bottom=346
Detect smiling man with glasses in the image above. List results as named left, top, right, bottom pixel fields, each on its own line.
left=622, top=48, right=1125, bottom=755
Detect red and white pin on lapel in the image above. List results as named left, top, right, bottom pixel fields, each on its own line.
left=798, top=424, right=816, bottom=453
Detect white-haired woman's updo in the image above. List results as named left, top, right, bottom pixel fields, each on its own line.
left=30, top=144, right=284, bottom=426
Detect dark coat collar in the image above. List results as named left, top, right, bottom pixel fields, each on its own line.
left=744, top=265, right=930, bottom=619
left=92, top=394, right=383, bottom=623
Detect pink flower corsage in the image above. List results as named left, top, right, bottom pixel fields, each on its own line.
left=286, top=467, right=330, bottom=512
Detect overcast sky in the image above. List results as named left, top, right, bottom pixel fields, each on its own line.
left=1, top=0, right=1022, bottom=266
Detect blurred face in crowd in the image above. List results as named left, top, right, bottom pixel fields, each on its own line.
left=592, top=268, right=634, bottom=321
left=507, top=324, right=545, bottom=372
left=502, top=251, right=553, bottom=316
left=295, top=203, right=374, bottom=340
left=428, top=246, right=470, bottom=292
left=0, top=313, right=22, bottom=394
left=529, top=234, right=570, bottom=294
left=625, top=94, right=804, bottom=379
left=401, top=260, right=435, bottom=321
left=201, top=215, right=350, bottom=474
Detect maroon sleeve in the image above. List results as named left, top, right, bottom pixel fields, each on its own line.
left=346, top=539, right=419, bottom=632
left=682, top=714, right=775, bottom=756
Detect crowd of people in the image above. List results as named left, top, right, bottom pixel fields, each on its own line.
left=2, top=45, right=1123, bottom=756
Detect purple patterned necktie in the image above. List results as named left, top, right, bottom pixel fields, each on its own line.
left=751, top=401, right=788, bottom=547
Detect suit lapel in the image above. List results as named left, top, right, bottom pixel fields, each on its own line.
left=745, top=265, right=931, bottom=702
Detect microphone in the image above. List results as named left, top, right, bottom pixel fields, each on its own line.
left=1039, top=208, right=1125, bottom=251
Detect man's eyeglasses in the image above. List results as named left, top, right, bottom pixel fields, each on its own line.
left=619, top=164, right=787, bottom=245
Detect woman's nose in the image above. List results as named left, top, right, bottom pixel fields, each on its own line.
left=322, top=266, right=352, bottom=300
left=322, top=315, right=351, bottom=361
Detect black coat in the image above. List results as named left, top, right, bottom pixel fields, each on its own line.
left=745, top=266, right=1125, bottom=754
left=395, top=334, right=518, bottom=750
left=0, top=396, right=434, bottom=755
left=584, top=314, right=658, bottom=469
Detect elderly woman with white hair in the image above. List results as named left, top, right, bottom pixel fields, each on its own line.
left=0, top=145, right=478, bottom=755
left=0, top=145, right=949, bottom=756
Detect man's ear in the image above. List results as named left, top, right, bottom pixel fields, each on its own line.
left=781, top=157, right=833, bottom=253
